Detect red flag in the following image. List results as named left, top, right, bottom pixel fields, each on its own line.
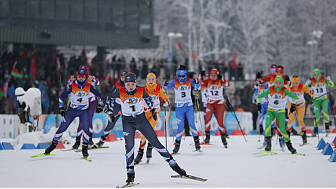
left=10, top=52, right=29, bottom=79
left=232, top=49, right=237, bottom=68
left=177, top=43, right=188, bottom=58
left=54, top=53, right=61, bottom=80
left=0, top=82, right=8, bottom=99
left=29, top=52, right=37, bottom=83
left=192, top=53, right=198, bottom=65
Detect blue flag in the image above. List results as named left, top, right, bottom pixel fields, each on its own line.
left=39, top=82, right=50, bottom=109
left=7, top=84, right=18, bottom=108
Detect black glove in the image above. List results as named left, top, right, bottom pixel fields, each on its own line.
left=96, top=105, right=103, bottom=113
left=285, top=75, right=290, bottom=81
left=257, top=103, right=262, bottom=112
left=290, top=104, right=296, bottom=114
left=59, top=107, right=65, bottom=117
left=201, top=70, right=206, bottom=77
left=164, top=80, right=169, bottom=87
left=192, top=78, right=198, bottom=84
left=218, top=75, right=222, bottom=80
left=152, top=112, right=158, bottom=121
left=103, top=106, right=108, bottom=113
left=109, top=114, right=115, bottom=122
left=256, top=72, right=261, bottom=79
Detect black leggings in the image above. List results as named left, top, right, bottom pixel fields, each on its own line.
left=122, top=113, right=173, bottom=169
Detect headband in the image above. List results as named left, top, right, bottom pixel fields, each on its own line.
left=292, top=77, right=300, bottom=83
left=125, top=75, right=137, bottom=83
left=121, top=71, right=127, bottom=76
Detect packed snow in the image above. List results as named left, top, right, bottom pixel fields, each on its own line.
left=0, top=133, right=335, bottom=188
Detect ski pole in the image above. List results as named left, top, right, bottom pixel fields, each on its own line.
left=195, top=88, right=205, bottom=141
left=328, top=87, right=336, bottom=134
left=311, top=102, right=320, bottom=141
left=113, top=114, right=123, bottom=141
left=224, top=95, right=247, bottom=142
left=163, top=107, right=168, bottom=148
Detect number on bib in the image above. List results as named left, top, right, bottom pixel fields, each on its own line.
left=130, top=105, right=136, bottom=112
left=315, top=88, right=323, bottom=93
left=181, top=92, right=186, bottom=98
left=210, top=91, right=219, bottom=96
left=77, top=98, right=83, bottom=103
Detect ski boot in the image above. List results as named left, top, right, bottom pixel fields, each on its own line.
left=82, top=142, right=89, bottom=157
left=221, top=133, right=228, bottom=148
left=172, top=140, right=181, bottom=154
left=325, top=122, right=330, bottom=134
left=279, top=136, right=285, bottom=151
left=89, top=137, right=94, bottom=146
left=126, top=167, right=135, bottom=183
left=93, top=137, right=106, bottom=148
left=72, top=137, right=80, bottom=150
left=134, top=148, right=144, bottom=164
left=271, top=127, right=275, bottom=137
left=146, top=143, right=153, bottom=159
left=265, top=136, right=272, bottom=151
left=203, top=131, right=210, bottom=144
left=168, top=159, right=187, bottom=176
left=312, top=127, right=318, bottom=137
left=193, top=136, right=201, bottom=151
left=45, top=140, right=58, bottom=155
left=291, top=129, right=298, bottom=135
left=301, top=131, right=307, bottom=144
left=286, top=130, right=291, bottom=139
left=285, top=141, right=296, bottom=154
left=259, top=124, right=264, bottom=135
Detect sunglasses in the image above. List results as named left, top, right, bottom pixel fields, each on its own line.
left=77, top=74, right=86, bottom=79
left=178, top=75, right=185, bottom=78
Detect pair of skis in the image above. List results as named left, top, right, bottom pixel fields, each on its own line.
left=30, top=146, right=109, bottom=162
left=116, top=175, right=207, bottom=188
left=253, top=150, right=305, bottom=156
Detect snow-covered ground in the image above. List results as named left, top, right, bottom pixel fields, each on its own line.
left=1, top=133, right=335, bottom=188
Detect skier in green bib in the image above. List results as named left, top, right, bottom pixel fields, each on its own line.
left=305, top=68, right=334, bottom=136
left=256, top=76, right=299, bottom=154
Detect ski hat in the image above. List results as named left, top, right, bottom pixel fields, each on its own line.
left=210, top=68, right=219, bottom=76
left=292, top=76, right=300, bottom=83
left=270, top=64, right=277, bottom=73
left=78, top=65, right=87, bottom=72
left=274, top=75, right=284, bottom=92
left=76, top=69, right=88, bottom=85
left=121, top=70, right=128, bottom=77
left=276, top=65, right=284, bottom=76
left=146, top=73, right=157, bottom=89
left=177, top=65, right=187, bottom=83
left=313, top=69, right=321, bottom=81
